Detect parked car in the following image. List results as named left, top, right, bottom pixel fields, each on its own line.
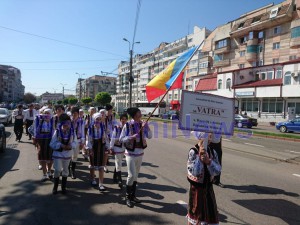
left=276, top=117, right=300, bottom=133
left=235, top=114, right=258, bottom=128
left=0, top=108, right=12, bottom=125
left=0, top=123, right=6, bottom=153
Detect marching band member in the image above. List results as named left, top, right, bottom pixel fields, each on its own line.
left=69, top=107, right=85, bottom=179
left=119, top=107, right=152, bottom=208
left=50, top=113, right=77, bottom=195
left=187, top=132, right=221, bottom=225
left=13, top=104, right=25, bottom=142
left=109, top=113, right=128, bottom=189
left=33, top=108, right=54, bottom=182
left=86, top=112, right=109, bottom=192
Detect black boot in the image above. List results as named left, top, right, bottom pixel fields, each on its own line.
left=52, top=177, right=59, bottom=195
left=125, top=185, right=134, bottom=208
left=113, top=168, right=117, bottom=183
left=71, top=162, right=77, bottom=179
left=131, top=181, right=141, bottom=203
left=61, top=176, right=67, bottom=195
left=117, top=171, right=123, bottom=189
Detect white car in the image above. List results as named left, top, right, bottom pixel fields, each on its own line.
left=0, top=108, right=12, bottom=125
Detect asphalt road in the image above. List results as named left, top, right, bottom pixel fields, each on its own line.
left=0, top=124, right=299, bottom=225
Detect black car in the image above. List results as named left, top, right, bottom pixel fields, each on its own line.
left=235, top=114, right=258, bottom=128
left=0, top=123, right=6, bottom=153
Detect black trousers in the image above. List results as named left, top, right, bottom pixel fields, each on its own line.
left=14, top=119, right=24, bottom=141
left=209, top=141, right=222, bottom=183
left=25, top=119, right=33, bottom=138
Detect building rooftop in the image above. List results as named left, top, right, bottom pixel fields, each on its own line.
left=233, top=78, right=283, bottom=89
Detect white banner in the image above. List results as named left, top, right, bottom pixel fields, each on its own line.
left=179, top=91, right=235, bottom=135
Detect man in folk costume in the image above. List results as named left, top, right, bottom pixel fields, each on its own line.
left=12, top=104, right=25, bottom=142
left=209, top=133, right=224, bottom=188
left=86, top=112, right=109, bottom=192
left=109, top=113, right=128, bottom=189
left=50, top=113, right=77, bottom=195
left=119, top=107, right=152, bottom=208
left=69, top=106, right=85, bottom=179
left=33, top=108, right=54, bottom=182
left=187, top=132, right=221, bottom=225
left=24, top=103, right=37, bottom=140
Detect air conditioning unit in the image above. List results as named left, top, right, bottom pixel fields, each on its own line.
left=270, top=7, right=278, bottom=19
left=291, top=72, right=299, bottom=78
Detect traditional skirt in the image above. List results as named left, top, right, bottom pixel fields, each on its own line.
left=187, top=183, right=219, bottom=225
left=90, top=139, right=105, bottom=170
left=37, top=138, right=53, bottom=162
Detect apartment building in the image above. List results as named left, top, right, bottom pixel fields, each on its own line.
left=76, top=75, right=116, bottom=100
left=0, top=65, right=25, bottom=102
left=115, top=26, right=211, bottom=112
left=195, top=0, right=300, bottom=122
left=40, top=92, right=63, bottom=104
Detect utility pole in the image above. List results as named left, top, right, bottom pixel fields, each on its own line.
left=60, top=83, right=67, bottom=99
left=76, top=73, right=85, bottom=103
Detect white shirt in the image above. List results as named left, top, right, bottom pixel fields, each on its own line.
left=24, top=109, right=37, bottom=121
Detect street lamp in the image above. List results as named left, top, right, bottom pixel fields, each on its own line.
left=60, top=83, right=67, bottom=99
left=123, top=38, right=140, bottom=108
left=76, top=73, right=85, bottom=102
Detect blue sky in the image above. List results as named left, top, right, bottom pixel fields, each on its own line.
left=0, top=0, right=283, bottom=95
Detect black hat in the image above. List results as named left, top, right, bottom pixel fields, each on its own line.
left=105, top=104, right=113, bottom=111
left=71, top=106, right=80, bottom=114
left=59, top=113, right=71, bottom=123
left=55, top=104, right=65, bottom=111
left=127, top=107, right=140, bottom=118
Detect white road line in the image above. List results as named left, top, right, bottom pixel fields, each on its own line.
left=223, top=138, right=232, bottom=142
left=290, top=151, right=300, bottom=154
left=293, top=174, right=300, bottom=178
left=176, top=200, right=188, bottom=209
left=244, top=143, right=265, bottom=148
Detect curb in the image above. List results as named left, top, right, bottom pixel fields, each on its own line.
left=252, top=133, right=300, bottom=142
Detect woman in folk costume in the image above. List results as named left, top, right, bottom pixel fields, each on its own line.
left=33, top=108, right=54, bottom=182
left=83, top=107, right=96, bottom=161
left=53, top=104, right=65, bottom=130
left=104, top=104, right=116, bottom=168
left=69, top=106, right=85, bottom=179
left=86, top=112, right=109, bottom=192
left=109, top=113, right=128, bottom=189
left=119, top=107, right=152, bottom=208
left=187, top=132, right=221, bottom=225
left=50, top=113, right=77, bottom=195
left=99, top=108, right=110, bottom=173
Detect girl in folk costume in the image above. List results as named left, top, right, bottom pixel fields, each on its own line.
left=104, top=104, right=116, bottom=168
left=83, top=107, right=96, bottom=160
left=187, top=132, right=221, bottom=225
left=13, top=104, right=25, bottom=142
left=69, top=107, right=85, bottom=179
left=86, top=112, right=109, bottom=192
left=53, top=104, right=65, bottom=130
left=50, top=113, right=77, bottom=195
left=119, top=107, right=152, bottom=208
left=33, top=108, right=54, bottom=182
left=99, top=108, right=110, bottom=173
left=109, top=113, right=128, bottom=189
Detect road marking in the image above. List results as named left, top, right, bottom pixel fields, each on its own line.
left=176, top=200, right=187, bottom=209
left=293, top=174, right=300, bottom=178
left=223, top=138, right=232, bottom=142
left=290, top=151, right=300, bottom=154
left=244, top=143, right=265, bottom=148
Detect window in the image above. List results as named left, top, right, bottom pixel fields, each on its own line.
left=238, top=22, right=245, bottom=29
left=252, top=61, right=257, bottom=67
left=267, top=71, right=273, bottom=80
left=226, top=78, right=231, bottom=89
left=249, top=31, right=254, bottom=40
left=273, top=58, right=279, bottom=64
left=284, top=72, right=292, bottom=85
left=261, top=72, right=266, bottom=80
left=276, top=69, right=282, bottom=78
left=239, top=50, right=246, bottom=57
left=262, top=99, right=283, bottom=113
left=252, top=16, right=261, bottom=24
left=240, top=36, right=247, bottom=44
left=241, top=99, right=259, bottom=112
left=258, top=45, right=263, bottom=53
left=291, top=26, right=300, bottom=38
left=258, top=60, right=264, bottom=66
left=239, top=64, right=245, bottom=69
left=216, top=39, right=228, bottom=49
left=214, top=54, right=224, bottom=61
left=289, top=55, right=297, bottom=61
left=218, top=79, right=222, bottom=89
left=168, top=94, right=172, bottom=100
left=274, top=26, right=281, bottom=35
left=258, top=31, right=264, bottom=39
left=174, top=94, right=178, bottom=100
left=188, top=38, right=193, bottom=43
left=273, top=42, right=280, bottom=50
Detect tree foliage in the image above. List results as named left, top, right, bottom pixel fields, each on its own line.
left=68, top=98, right=78, bottom=105
left=24, top=92, right=36, bottom=104
left=81, top=97, right=93, bottom=105
left=63, top=98, right=69, bottom=105
left=94, top=92, right=111, bottom=106
left=56, top=100, right=62, bottom=104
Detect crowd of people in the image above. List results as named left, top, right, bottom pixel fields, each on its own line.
left=12, top=102, right=224, bottom=224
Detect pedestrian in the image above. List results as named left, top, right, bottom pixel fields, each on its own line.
left=13, top=104, right=25, bottom=142
left=119, top=107, right=152, bottom=208
left=53, top=104, right=65, bottom=130
left=109, top=113, right=128, bottom=189
left=69, top=106, right=85, bottom=179
left=83, top=107, right=96, bottom=161
left=105, top=104, right=116, bottom=168
left=209, top=133, right=224, bottom=187
left=99, top=108, right=110, bottom=173
left=86, top=112, right=109, bottom=192
left=24, top=103, right=36, bottom=140
left=33, top=108, right=54, bottom=182
left=187, top=132, right=221, bottom=225
left=50, top=113, right=77, bottom=195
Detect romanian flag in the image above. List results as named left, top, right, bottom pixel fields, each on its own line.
left=146, top=46, right=199, bottom=102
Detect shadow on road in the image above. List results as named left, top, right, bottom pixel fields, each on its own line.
left=0, top=148, right=20, bottom=179
left=225, top=184, right=299, bottom=197
left=233, top=199, right=300, bottom=225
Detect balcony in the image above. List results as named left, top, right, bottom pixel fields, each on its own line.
left=214, top=45, right=230, bottom=54
left=247, top=38, right=258, bottom=45
left=290, top=37, right=300, bottom=49
left=246, top=45, right=258, bottom=62
left=213, top=59, right=230, bottom=68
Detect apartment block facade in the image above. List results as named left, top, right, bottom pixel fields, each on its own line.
left=0, top=65, right=25, bottom=102
left=195, top=0, right=300, bottom=122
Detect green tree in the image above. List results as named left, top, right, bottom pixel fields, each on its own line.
left=81, top=97, right=92, bottom=105
left=63, top=98, right=69, bottom=105
left=57, top=100, right=63, bottom=104
left=94, top=92, right=112, bottom=106
left=24, top=92, right=36, bottom=104
left=68, top=98, right=78, bottom=105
